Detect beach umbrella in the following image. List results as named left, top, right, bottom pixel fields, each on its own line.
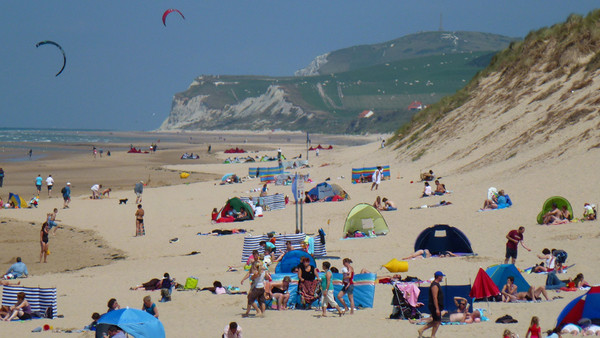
left=98, top=308, right=165, bottom=338
left=221, top=173, right=235, bottom=182
left=470, top=268, right=500, bottom=299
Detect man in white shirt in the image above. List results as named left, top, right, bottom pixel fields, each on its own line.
left=46, top=175, right=54, bottom=198
left=91, top=184, right=101, bottom=199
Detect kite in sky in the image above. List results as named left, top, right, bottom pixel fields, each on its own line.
left=162, top=9, right=185, bottom=26
left=35, top=40, right=66, bottom=77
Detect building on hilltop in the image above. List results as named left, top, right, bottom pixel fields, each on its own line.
left=359, top=110, right=374, bottom=118
left=407, top=101, right=424, bottom=111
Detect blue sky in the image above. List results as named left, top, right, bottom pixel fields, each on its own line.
left=1, top=1, right=598, bottom=131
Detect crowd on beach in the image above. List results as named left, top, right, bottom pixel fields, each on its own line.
left=1, top=147, right=600, bottom=338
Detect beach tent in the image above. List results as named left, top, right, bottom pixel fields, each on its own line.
left=486, top=264, right=530, bottom=293
left=8, top=193, right=28, bottom=208
left=215, top=197, right=254, bottom=223
left=470, top=268, right=500, bottom=299
left=275, top=250, right=315, bottom=273
left=221, top=173, right=235, bottom=182
left=98, top=308, right=165, bottom=338
left=413, top=224, right=473, bottom=255
left=343, top=203, right=389, bottom=236
left=537, top=196, right=573, bottom=224
left=2, top=285, right=57, bottom=319
left=556, top=286, right=600, bottom=326
left=306, top=182, right=349, bottom=201
left=418, top=284, right=473, bottom=314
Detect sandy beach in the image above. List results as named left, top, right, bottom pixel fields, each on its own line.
left=1, top=130, right=599, bottom=337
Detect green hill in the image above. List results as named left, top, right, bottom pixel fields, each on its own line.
left=161, top=31, right=515, bottom=133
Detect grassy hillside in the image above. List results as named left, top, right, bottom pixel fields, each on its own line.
left=176, top=51, right=492, bottom=133
left=389, top=9, right=600, bottom=146
left=314, top=31, right=516, bottom=74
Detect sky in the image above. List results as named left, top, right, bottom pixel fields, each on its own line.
left=1, top=1, right=598, bottom=131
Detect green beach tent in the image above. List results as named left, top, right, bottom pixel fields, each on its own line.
left=343, top=203, right=389, bottom=236
left=537, top=196, right=573, bottom=224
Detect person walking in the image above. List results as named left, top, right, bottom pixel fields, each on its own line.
left=418, top=271, right=445, bottom=338
left=40, top=222, right=50, bottom=263
left=62, top=182, right=71, bottom=209
left=46, top=174, right=54, bottom=198
left=321, top=261, right=344, bottom=317
left=134, top=181, right=144, bottom=204
left=35, top=174, right=43, bottom=195
left=135, top=204, right=145, bottom=237
left=370, top=166, right=382, bottom=191
left=504, top=226, right=531, bottom=264
left=0, top=167, right=4, bottom=187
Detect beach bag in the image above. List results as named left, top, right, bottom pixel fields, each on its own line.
left=495, top=314, right=518, bottom=324
left=61, top=187, right=66, bottom=194
left=184, top=277, right=199, bottom=290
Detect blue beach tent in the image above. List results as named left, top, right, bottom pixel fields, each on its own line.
left=97, top=308, right=165, bottom=338
left=275, top=250, right=315, bottom=273
left=486, top=264, right=530, bottom=293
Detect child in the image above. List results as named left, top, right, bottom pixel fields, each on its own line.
left=84, top=312, right=100, bottom=331
left=526, top=316, right=541, bottom=338
left=160, top=273, right=174, bottom=302
left=321, top=262, right=344, bottom=317
left=142, top=295, right=159, bottom=318
left=337, top=258, right=356, bottom=314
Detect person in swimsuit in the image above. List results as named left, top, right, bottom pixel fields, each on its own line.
left=402, top=249, right=432, bottom=260
left=268, top=276, right=291, bottom=310
left=40, top=222, right=49, bottom=263
left=135, top=204, right=145, bottom=237
left=449, top=297, right=481, bottom=323
left=2, top=292, right=32, bottom=321
left=337, top=258, right=356, bottom=314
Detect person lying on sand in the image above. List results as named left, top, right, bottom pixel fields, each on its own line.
left=402, top=249, right=456, bottom=260
left=130, top=278, right=162, bottom=291
left=563, top=273, right=590, bottom=289
left=449, top=297, right=481, bottom=323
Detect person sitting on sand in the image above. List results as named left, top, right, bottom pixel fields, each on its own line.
left=4, top=257, right=28, bottom=279
left=373, top=196, right=384, bottom=210
left=434, top=180, right=446, bottom=196
left=142, top=295, right=159, bottom=318
left=1, top=292, right=32, bottom=321
left=501, top=276, right=549, bottom=302
left=482, top=194, right=498, bottom=210
left=533, top=248, right=556, bottom=273
left=235, top=209, right=251, bottom=222
left=422, top=182, right=432, bottom=197
left=561, top=205, right=571, bottom=221
left=543, top=203, right=563, bottom=224
left=382, top=198, right=396, bottom=210
left=449, top=297, right=481, bottom=323
left=583, top=203, right=597, bottom=220
left=421, top=170, right=435, bottom=181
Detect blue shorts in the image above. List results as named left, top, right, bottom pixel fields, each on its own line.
left=48, top=221, right=57, bottom=229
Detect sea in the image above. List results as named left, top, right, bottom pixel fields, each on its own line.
left=0, top=128, right=161, bottom=162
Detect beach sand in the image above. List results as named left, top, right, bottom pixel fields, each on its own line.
left=1, top=131, right=599, bottom=337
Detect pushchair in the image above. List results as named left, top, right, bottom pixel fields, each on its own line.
left=390, top=283, right=423, bottom=320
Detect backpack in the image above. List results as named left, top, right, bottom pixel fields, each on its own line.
left=61, top=187, right=67, bottom=194
left=553, top=250, right=568, bottom=264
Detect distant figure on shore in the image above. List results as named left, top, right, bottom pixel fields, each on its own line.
left=91, top=184, right=102, bottom=199
left=28, top=149, right=32, bottom=159
left=46, top=174, right=54, bottom=198
left=134, top=181, right=144, bottom=204
left=4, top=257, right=28, bottom=279
left=62, top=182, right=71, bottom=209
left=135, top=204, right=145, bottom=237
left=0, top=167, right=4, bottom=187
left=35, top=174, right=43, bottom=195
left=92, top=146, right=97, bottom=158
left=208, top=144, right=211, bottom=153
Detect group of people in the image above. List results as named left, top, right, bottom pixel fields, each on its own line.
left=373, top=196, right=396, bottom=211
left=90, top=184, right=112, bottom=199
left=421, top=180, right=447, bottom=198
left=481, top=189, right=511, bottom=210
left=542, top=203, right=572, bottom=225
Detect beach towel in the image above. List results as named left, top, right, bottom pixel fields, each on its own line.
left=240, top=194, right=285, bottom=211
left=240, top=233, right=326, bottom=263
left=2, top=286, right=57, bottom=319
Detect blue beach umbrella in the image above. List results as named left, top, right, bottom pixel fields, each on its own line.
left=98, top=308, right=165, bottom=338
left=221, top=173, right=235, bottom=182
